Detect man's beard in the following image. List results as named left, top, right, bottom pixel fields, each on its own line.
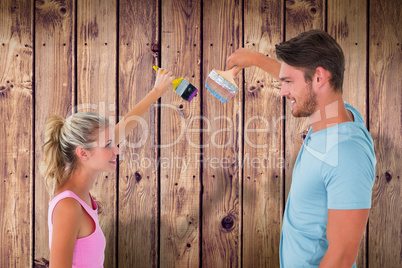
left=291, top=83, right=318, bottom=118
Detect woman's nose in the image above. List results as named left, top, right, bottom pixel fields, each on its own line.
left=113, top=146, right=120, bottom=155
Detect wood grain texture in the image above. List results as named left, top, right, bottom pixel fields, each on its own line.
left=328, top=0, right=367, bottom=120
left=118, top=0, right=159, bottom=267
left=0, top=1, right=401, bottom=267
left=34, top=0, right=74, bottom=265
left=368, top=0, right=401, bottom=267
left=284, top=0, right=325, bottom=202
left=159, top=0, right=201, bottom=267
left=242, top=0, right=283, bottom=267
left=0, top=0, right=33, bottom=267
left=77, top=0, right=117, bottom=267
left=327, top=0, right=368, bottom=266
left=202, top=0, right=242, bottom=267
left=285, top=0, right=324, bottom=39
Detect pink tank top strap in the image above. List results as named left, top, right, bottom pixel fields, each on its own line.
left=48, top=190, right=98, bottom=225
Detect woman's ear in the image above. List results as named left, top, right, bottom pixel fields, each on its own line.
left=75, top=146, right=89, bottom=161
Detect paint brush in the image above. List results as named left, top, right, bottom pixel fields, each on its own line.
left=153, top=66, right=198, bottom=102
left=205, top=67, right=239, bottom=103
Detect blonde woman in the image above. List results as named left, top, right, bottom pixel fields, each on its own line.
left=40, top=68, right=175, bottom=268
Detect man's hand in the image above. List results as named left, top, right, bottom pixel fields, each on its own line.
left=227, top=48, right=259, bottom=77
left=227, top=48, right=281, bottom=80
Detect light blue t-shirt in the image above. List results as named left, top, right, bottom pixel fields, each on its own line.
left=280, top=103, right=376, bottom=267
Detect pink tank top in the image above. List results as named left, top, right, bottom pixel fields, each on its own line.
left=48, top=190, right=106, bottom=267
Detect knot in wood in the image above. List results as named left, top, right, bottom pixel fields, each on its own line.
left=34, top=257, right=49, bottom=267
left=221, top=215, right=234, bottom=230
left=310, top=7, right=317, bottom=14
left=385, top=172, right=392, bottom=182
left=151, top=43, right=159, bottom=53
left=95, top=200, right=103, bottom=214
left=135, top=172, right=142, bottom=182
left=248, top=86, right=258, bottom=93
left=0, top=86, right=10, bottom=97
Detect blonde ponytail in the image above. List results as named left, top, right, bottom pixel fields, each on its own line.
left=40, top=112, right=109, bottom=196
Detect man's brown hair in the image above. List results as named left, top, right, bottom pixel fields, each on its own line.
left=275, top=29, right=345, bottom=92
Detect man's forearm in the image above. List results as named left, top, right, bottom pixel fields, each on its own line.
left=253, top=52, right=281, bottom=81
left=319, top=246, right=357, bottom=268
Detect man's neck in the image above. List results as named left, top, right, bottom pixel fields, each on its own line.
left=309, top=95, right=353, bottom=133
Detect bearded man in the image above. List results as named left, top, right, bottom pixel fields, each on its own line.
left=227, top=30, right=376, bottom=268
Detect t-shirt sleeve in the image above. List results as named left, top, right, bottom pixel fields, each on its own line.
left=321, top=140, right=375, bottom=209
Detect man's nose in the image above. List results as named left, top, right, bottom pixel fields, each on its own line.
left=280, top=86, right=290, bottom=97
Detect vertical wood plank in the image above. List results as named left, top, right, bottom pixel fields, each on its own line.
left=369, top=0, right=401, bottom=267
left=159, top=0, right=201, bottom=267
left=34, top=0, right=74, bottom=265
left=327, top=0, right=368, bottom=266
left=118, top=0, right=159, bottom=267
left=242, top=0, right=284, bottom=267
left=284, top=0, right=325, bottom=202
left=202, top=0, right=242, bottom=267
left=77, top=0, right=117, bottom=267
left=0, top=0, right=33, bottom=267
left=327, top=0, right=367, bottom=120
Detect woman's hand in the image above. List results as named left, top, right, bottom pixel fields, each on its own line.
left=152, top=68, right=175, bottom=96
left=114, top=67, right=175, bottom=145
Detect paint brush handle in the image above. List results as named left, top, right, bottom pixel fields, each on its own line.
left=152, top=65, right=162, bottom=72
left=152, top=66, right=174, bottom=77
left=153, top=66, right=183, bottom=90
left=215, top=67, right=238, bottom=87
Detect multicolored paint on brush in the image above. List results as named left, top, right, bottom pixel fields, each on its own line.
left=205, top=67, right=239, bottom=103
left=153, top=66, right=198, bottom=102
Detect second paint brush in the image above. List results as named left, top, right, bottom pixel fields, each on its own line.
left=205, top=67, right=239, bottom=103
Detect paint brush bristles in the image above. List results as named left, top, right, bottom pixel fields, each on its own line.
left=153, top=66, right=198, bottom=102
left=172, top=77, right=198, bottom=102
left=205, top=68, right=239, bottom=103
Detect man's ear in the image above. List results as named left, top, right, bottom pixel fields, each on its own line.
left=76, top=146, right=89, bottom=161
left=314, top=67, right=329, bottom=87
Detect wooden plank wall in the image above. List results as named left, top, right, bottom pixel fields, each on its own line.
left=118, top=0, right=159, bottom=267
left=160, top=0, right=201, bottom=266
left=0, top=0, right=33, bottom=267
left=202, top=0, right=242, bottom=267
left=368, top=0, right=401, bottom=267
left=242, top=0, right=283, bottom=267
left=0, top=0, right=400, bottom=267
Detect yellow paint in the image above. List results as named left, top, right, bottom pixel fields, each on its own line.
left=153, top=65, right=182, bottom=91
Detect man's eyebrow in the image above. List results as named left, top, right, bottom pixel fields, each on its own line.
left=279, top=76, right=291, bottom=81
